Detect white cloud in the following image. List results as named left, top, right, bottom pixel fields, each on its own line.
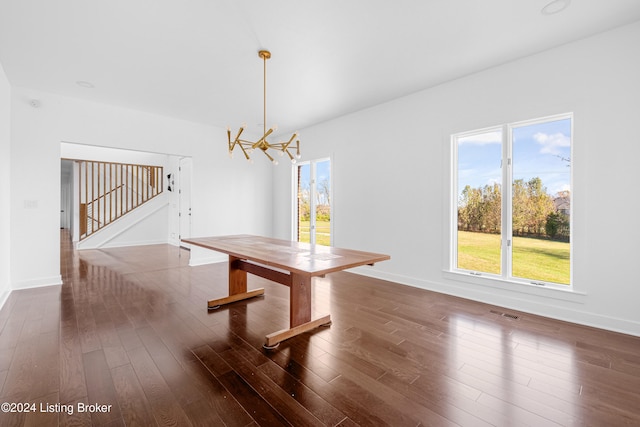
left=458, top=131, right=502, bottom=145
left=486, top=177, right=501, bottom=187
left=533, top=132, right=570, bottom=155
left=549, top=182, right=571, bottom=195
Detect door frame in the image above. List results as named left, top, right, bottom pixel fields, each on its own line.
left=178, top=157, right=192, bottom=249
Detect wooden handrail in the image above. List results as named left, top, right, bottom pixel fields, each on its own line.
left=86, top=183, right=126, bottom=204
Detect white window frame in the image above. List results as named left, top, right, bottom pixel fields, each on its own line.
left=450, top=113, right=573, bottom=291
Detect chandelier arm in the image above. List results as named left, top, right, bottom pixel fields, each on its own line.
left=227, top=128, right=235, bottom=152
left=234, top=127, right=245, bottom=142
left=237, top=142, right=251, bottom=160
left=282, top=133, right=297, bottom=149
left=262, top=149, right=276, bottom=164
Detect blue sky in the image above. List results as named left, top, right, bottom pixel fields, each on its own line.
left=457, top=118, right=571, bottom=197
left=298, top=159, right=331, bottom=202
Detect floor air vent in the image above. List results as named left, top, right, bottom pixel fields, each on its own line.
left=490, top=309, right=520, bottom=320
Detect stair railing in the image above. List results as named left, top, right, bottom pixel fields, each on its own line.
left=75, top=160, right=164, bottom=240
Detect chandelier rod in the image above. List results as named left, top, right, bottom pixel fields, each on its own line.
left=260, top=50, right=270, bottom=138
left=263, top=52, right=266, bottom=137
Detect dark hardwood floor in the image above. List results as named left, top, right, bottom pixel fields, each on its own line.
left=0, top=231, right=639, bottom=426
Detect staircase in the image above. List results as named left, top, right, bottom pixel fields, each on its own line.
left=77, top=160, right=164, bottom=240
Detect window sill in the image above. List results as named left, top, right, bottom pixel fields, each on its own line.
left=442, top=270, right=587, bottom=304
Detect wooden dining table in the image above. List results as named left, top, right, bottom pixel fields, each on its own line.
left=182, top=235, right=390, bottom=349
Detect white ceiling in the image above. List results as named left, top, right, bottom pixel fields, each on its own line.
left=2, top=0, right=640, bottom=137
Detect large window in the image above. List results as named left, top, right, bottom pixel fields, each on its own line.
left=294, top=158, right=331, bottom=246
left=453, top=114, right=572, bottom=287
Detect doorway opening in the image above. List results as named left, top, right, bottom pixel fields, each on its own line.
left=59, top=142, right=190, bottom=249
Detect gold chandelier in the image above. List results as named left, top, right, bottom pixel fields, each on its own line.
left=227, top=50, right=300, bottom=165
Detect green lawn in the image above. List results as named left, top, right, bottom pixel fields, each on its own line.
left=298, top=220, right=331, bottom=246
left=457, top=230, right=570, bottom=285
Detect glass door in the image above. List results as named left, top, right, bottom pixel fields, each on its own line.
left=295, top=158, right=331, bottom=246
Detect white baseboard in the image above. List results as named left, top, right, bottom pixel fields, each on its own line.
left=0, top=290, right=10, bottom=312
left=12, top=275, right=63, bottom=290
left=99, top=238, right=168, bottom=249
left=188, top=253, right=227, bottom=267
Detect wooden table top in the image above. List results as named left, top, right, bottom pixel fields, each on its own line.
left=182, top=235, right=390, bottom=276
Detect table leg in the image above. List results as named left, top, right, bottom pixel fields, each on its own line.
left=290, top=273, right=312, bottom=327
left=228, top=255, right=247, bottom=294
left=264, top=273, right=331, bottom=348
left=207, top=255, right=264, bottom=309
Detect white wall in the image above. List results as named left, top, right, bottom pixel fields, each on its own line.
left=0, top=62, right=11, bottom=304
left=81, top=194, right=170, bottom=249
left=10, top=88, right=273, bottom=289
left=273, top=22, right=640, bottom=336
